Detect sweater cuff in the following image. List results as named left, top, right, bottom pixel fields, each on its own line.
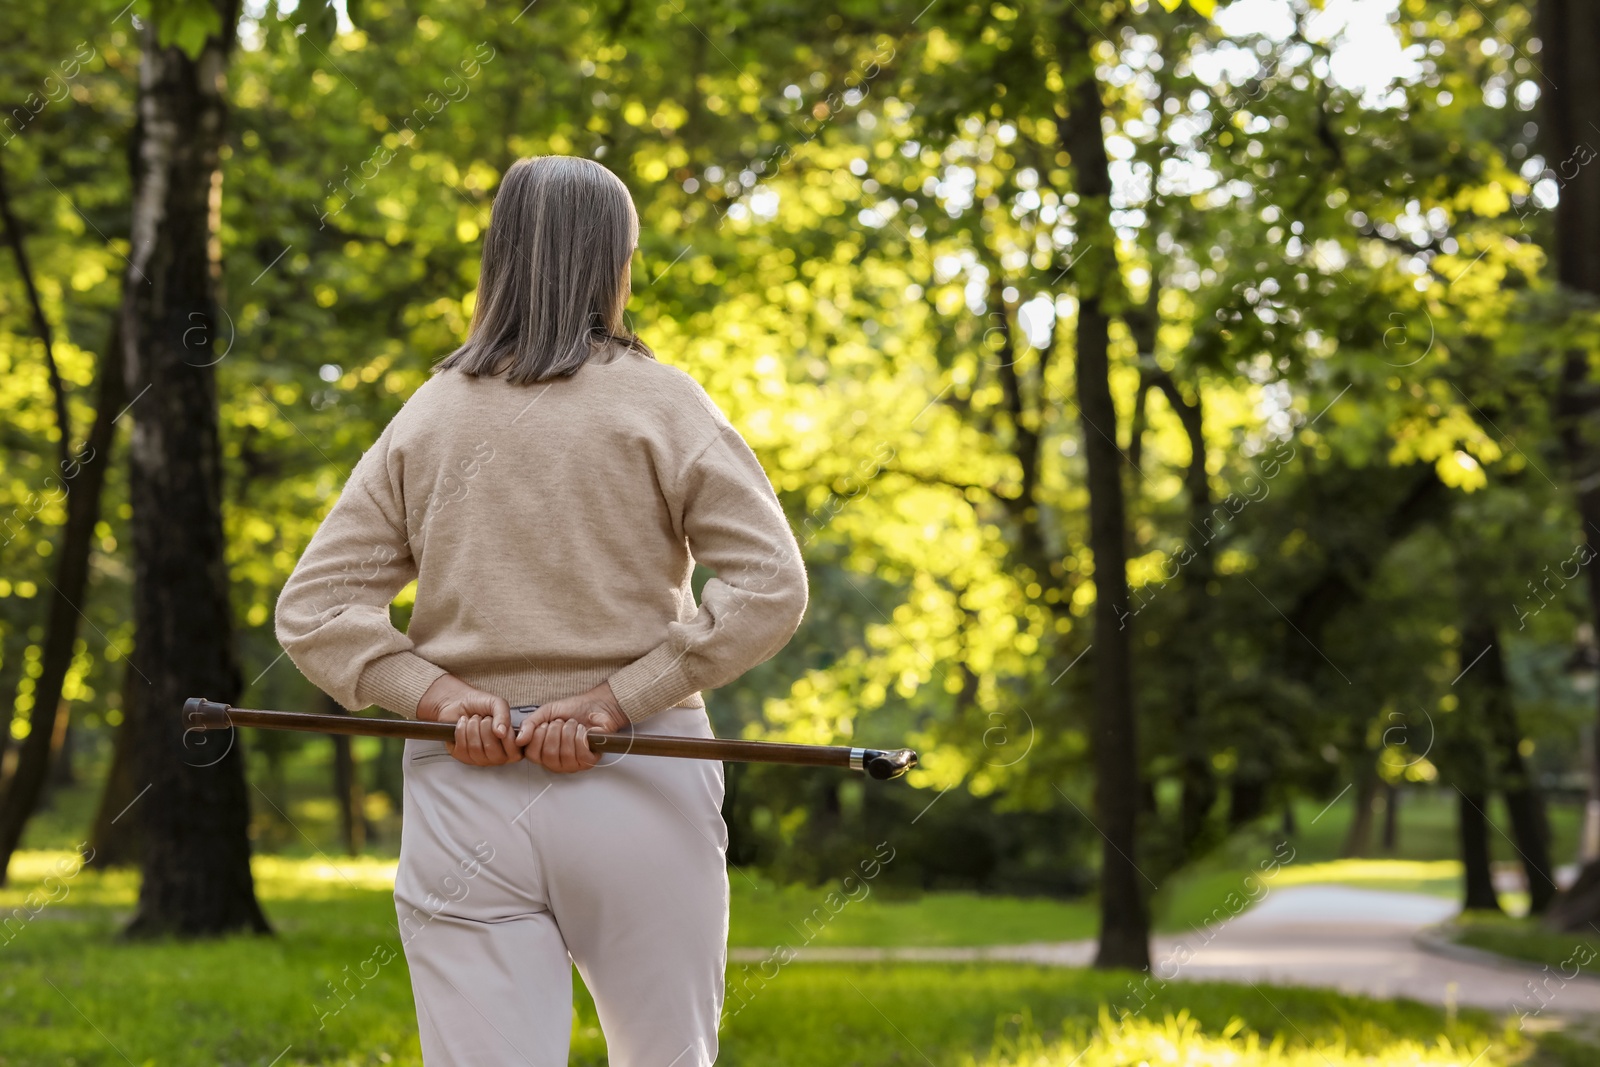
left=606, top=644, right=699, bottom=723
left=355, top=651, right=449, bottom=719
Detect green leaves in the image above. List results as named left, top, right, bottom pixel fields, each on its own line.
left=4, top=0, right=1585, bottom=887
left=146, top=0, right=221, bottom=57
left=1155, top=0, right=1215, bottom=16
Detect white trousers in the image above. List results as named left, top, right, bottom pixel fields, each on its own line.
left=394, top=706, right=729, bottom=1066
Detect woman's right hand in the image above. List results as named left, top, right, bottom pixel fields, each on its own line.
left=515, top=682, right=629, bottom=773
left=416, top=674, right=521, bottom=766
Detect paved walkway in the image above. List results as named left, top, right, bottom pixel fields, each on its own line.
left=730, top=885, right=1600, bottom=1014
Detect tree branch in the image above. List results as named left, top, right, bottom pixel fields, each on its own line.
left=0, top=154, right=70, bottom=469
left=877, top=460, right=1016, bottom=502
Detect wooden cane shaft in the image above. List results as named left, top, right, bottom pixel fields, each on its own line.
left=185, top=702, right=853, bottom=768
left=586, top=732, right=851, bottom=768
left=201, top=706, right=457, bottom=742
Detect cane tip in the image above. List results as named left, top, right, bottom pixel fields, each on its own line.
left=183, top=697, right=232, bottom=730
left=863, top=748, right=918, bottom=781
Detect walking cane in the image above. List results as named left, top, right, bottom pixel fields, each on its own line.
left=182, top=698, right=919, bottom=780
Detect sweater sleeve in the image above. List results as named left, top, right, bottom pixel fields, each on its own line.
left=274, top=424, right=448, bottom=718
left=606, top=424, right=810, bottom=722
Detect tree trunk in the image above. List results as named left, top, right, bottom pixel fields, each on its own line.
left=325, top=693, right=368, bottom=855
left=0, top=327, right=126, bottom=884
left=1340, top=766, right=1378, bottom=858
left=372, top=734, right=403, bottom=821
left=1458, top=790, right=1503, bottom=912
left=1503, top=788, right=1556, bottom=911
left=0, top=628, right=28, bottom=777
left=1549, top=861, right=1600, bottom=931
left=1442, top=690, right=1502, bottom=913
left=1540, top=0, right=1600, bottom=920
left=122, top=2, right=268, bottom=938
left=1081, top=324, right=1148, bottom=970
left=1058, top=10, right=1149, bottom=972
left=47, top=714, right=74, bottom=791
left=1460, top=619, right=1557, bottom=913
left=87, top=663, right=143, bottom=869
left=1151, top=375, right=1217, bottom=856
left=1380, top=781, right=1399, bottom=853
left=1228, top=777, right=1266, bottom=829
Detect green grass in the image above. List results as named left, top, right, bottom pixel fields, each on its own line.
left=0, top=853, right=1542, bottom=1067
left=729, top=877, right=1098, bottom=946
left=976, top=1010, right=1517, bottom=1067
left=1447, top=914, right=1600, bottom=978
left=0, top=850, right=1102, bottom=951
left=12, top=774, right=1595, bottom=1063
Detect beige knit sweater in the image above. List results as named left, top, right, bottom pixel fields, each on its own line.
left=274, top=350, right=809, bottom=723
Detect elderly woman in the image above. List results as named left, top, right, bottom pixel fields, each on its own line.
left=275, top=155, right=810, bottom=1066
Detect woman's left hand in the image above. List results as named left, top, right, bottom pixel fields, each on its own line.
left=516, top=682, right=630, bottom=773
left=416, top=674, right=521, bottom=766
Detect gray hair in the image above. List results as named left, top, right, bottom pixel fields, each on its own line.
left=437, top=155, right=650, bottom=384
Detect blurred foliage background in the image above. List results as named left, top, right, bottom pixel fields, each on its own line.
left=0, top=0, right=1596, bottom=920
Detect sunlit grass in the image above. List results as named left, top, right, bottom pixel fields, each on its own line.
left=0, top=851, right=404, bottom=914
left=974, top=1010, right=1512, bottom=1067
left=0, top=849, right=137, bottom=911
left=1266, top=858, right=1463, bottom=895
left=252, top=854, right=401, bottom=896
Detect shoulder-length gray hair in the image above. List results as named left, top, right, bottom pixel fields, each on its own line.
left=438, top=155, right=651, bottom=384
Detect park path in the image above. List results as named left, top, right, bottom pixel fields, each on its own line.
left=730, top=884, right=1600, bottom=1015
